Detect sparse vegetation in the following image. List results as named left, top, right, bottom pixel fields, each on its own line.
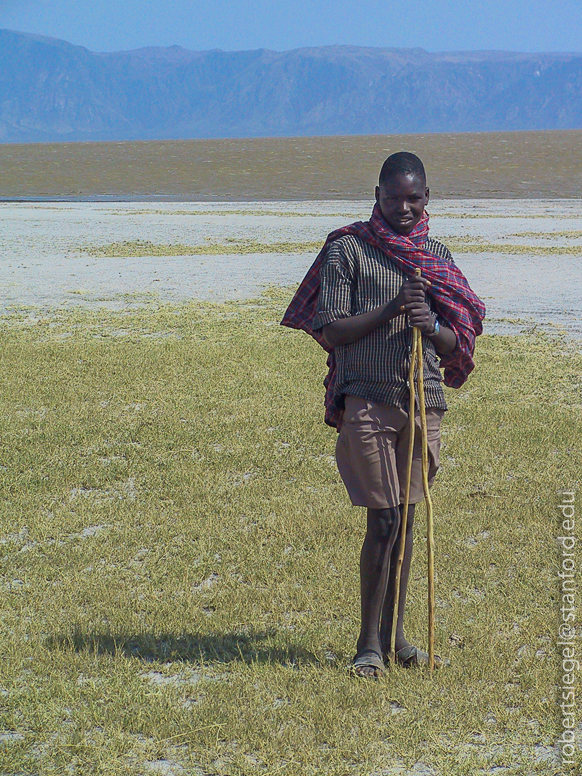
left=83, top=237, right=582, bottom=259
left=510, top=230, right=582, bottom=239
left=84, top=240, right=323, bottom=257
left=444, top=241, right=582, bottom=255
left=433, top=213, right=580, bottom=219
left=106, top=209, right=360, bottom=218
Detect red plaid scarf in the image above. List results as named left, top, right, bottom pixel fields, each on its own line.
left=281, top=203, right=486, bottom=428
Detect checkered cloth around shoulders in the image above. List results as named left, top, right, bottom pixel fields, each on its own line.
left=281, top=204, right=486, bottom=429
left=312, top=234, right=452, bottom=414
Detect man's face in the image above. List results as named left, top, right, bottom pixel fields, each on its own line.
left=375, top=173, right=429, bottom=235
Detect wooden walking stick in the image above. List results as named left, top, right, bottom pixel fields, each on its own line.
left=415, top=293, right=436, bottom=672
left=389, top=269, right=420, bottom=666
left=389, top=268, right=436, bottom=671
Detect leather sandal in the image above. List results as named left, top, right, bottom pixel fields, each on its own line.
left=352, top=649, right=385, bottom=678
left=394, top=645, right=449, bottom=668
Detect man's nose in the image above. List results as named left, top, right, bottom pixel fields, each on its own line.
left=396, top=201, right=410, bottom=213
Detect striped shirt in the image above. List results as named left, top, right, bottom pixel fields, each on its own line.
left=312, top=234, right=455, bottom=412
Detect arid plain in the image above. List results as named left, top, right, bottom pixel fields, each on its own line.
left=0, top=132, right=580, bottom=775
left=2, top=129, right=582, bottom=201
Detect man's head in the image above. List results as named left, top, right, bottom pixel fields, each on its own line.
left=375, top=152, right=429, bottom=235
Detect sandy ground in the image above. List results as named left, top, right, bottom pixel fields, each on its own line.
left=1, top=198, right=581, bottom=338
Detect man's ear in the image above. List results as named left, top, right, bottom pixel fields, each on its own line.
left=374, top=185, right=380, bottom=202
left=425, top=187, right=430, bottom=206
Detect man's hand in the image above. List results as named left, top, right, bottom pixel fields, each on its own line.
left=394, top=275, right=432, bottom=314
left=396, top=276, right=457, bottom=354
left=395, top=276, right=434, bottom=333
left=406, top=302, right=435, bottom=333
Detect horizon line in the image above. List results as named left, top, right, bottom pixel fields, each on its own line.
left=2, top=27, right=582, bottom=58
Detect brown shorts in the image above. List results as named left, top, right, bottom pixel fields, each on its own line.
left=335, top=395, right=445, bottom=510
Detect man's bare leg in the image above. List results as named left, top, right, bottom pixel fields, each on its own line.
left=355, top=506, right=401, bottom=677
left=380, top=504, right=416, bottom=656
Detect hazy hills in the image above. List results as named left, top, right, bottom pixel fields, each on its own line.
left=1, top=28, right=582, bottom=143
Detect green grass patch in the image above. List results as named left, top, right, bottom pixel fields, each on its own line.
left=84, top=238, right=582, bottom=260
left=0, top=291, right=579, bottom=775
left=84, top=239, right=322, bottom=257
left=106, top=209, right=360, bottom=218
left=445, top=240, right=582, bottom=255
left=510, top=230, right=582, bottom=239
left=433, top=213, right=578, bottom=219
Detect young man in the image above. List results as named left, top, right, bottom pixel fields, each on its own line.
left=281, top=152, right=486, bottom=678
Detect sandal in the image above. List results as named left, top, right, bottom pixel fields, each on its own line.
left=394, top=645, right=448, bottom=668
left=352, top=649, right=385, bottom=678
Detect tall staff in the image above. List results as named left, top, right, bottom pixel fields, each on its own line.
left=390, top=268, right=436, bottom=671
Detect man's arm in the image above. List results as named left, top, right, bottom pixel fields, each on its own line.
left=322, top=275, right=457, bottom=355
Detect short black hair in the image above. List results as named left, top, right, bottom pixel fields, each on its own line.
left=379, top=152, right=426, bottom=186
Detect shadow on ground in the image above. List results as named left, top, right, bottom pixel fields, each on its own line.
left=46, top=628, right=319, bottom=665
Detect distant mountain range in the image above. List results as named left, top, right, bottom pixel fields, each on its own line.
left=1, top=28, right=582, bottom=143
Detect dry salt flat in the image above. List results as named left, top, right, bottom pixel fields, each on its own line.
left=0, top=198, right=581, bottom=339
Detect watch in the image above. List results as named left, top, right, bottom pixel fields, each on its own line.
left=427, top=317, right=440, bottom=338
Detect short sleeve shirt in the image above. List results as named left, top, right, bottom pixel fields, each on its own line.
left=312, top=234, right=455, bottom=412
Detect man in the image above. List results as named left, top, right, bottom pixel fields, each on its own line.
left=281, top=152, right=485, bottom=678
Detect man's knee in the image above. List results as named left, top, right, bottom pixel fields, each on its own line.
left=367, top=506, right=400, bottom=542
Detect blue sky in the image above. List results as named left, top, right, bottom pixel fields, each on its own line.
left=1, top=0, right=581, bottom=53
